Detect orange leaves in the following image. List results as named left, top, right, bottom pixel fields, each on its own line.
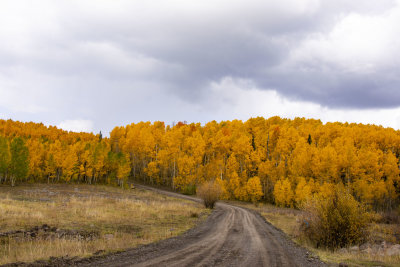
left=246, top=176, right=263, bottom=204
left=1, top=116, right=400, bottom=209
left=294, top=177, right=313, bottom=207
left=274, top=178, right=294, bottom=208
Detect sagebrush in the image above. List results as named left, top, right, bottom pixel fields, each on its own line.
left=197, top=181, right=222, bottom=209
left=300, top=188, right=369, bottom=249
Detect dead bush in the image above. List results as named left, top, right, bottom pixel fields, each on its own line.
left=300, top=188, right=369, bottom=249
left=196, top=181, right=222, bottom=209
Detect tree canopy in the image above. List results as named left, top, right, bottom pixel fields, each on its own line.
left=1, top=117, right=400, bottom=210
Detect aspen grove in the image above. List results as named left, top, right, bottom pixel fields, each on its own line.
left=0, top=117, right=400, bottom=211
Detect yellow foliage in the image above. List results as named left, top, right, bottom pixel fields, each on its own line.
left=294, top=177, right=312, bottom=207
left=196, top=180, right=222, bottom=209
left=273, top=178, right=294, bottom=208
left=1, top=116, right=400, bottom=211
left=317, top=182, right=335, bottom=199
left=301, top=187, right=369, bottom=249
left=246, top=176, right=263, bottom=203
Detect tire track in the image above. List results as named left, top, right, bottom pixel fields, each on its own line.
left=77, top=186, right=326, bottom=267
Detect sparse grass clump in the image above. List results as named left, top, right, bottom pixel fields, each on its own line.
left=196, top=181, right=222, bottom=209
left=300, top=189, right=369, bottom=250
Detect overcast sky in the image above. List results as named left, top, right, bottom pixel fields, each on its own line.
left=1, top=0, right=400, bottom=134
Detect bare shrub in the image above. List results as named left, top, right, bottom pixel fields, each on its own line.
left=196, top=181, right=222, bottom=209
left=300, top=188, right=370, bottom=249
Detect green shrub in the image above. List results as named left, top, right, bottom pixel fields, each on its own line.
left=300, top=188, right=369, bottom=249
left=196, top=181, right=222, bottom=209
left=182, top=184, right=196, bottom=195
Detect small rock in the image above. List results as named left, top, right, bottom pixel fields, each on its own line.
left=339, top=263, right=349, bottom=267
left=386, top=244, right=400, bottom=256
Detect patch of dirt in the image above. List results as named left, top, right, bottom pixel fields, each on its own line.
left=3, top=186, right=326, bottom=267
left=0, top=224, right=99, bottom=242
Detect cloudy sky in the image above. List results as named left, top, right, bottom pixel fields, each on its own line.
left=1, top=0, right=400, bottom=134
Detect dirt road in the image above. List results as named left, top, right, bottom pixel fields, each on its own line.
left=75, top=186, right=325, bottom=267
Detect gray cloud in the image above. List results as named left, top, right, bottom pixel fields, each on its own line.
left=0, top=0, right=399, bottom=132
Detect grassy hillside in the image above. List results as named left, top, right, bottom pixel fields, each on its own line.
left=0, top=184, right=208, bottom=265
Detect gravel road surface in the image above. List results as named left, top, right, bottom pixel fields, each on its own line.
left=78, top=186, right=326, bottom=267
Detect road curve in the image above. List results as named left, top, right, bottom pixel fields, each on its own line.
left=78, top=186, right=325, bottom=267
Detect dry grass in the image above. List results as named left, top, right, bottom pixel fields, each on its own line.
left=230, top=201, right=400, bottom=267
left=0, top=184, right=209, bottom=265
left=314, top=249, right=400, bottom=267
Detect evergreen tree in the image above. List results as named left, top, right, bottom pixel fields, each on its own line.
left=307, top=134, right=312, bottom=145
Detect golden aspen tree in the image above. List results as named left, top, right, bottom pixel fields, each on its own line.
left=335, top=137, right=360, bottom=185
left=26, top=139, right=46, bottom=181
left=317, top=182, right=335, bottom=199
left=246, top=176, right=263, bottom=204
left=62, top=146, right=77, bottom=182
left=274, top=178, right=294, bottom=207
left=295, top=177, right=312, bottom=207
left=289, top=139, right=313, bottom=179
left=116, top=153, right=131, bottom=187
left=45, top=153, right=56, bottom=184
left=145, top=161, right=159, bottom=185
left=382, top=151, right=400, bottom=209
left=258, top=160, right=276, bottom=202
left=224, top=153, right=240, bottom=198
